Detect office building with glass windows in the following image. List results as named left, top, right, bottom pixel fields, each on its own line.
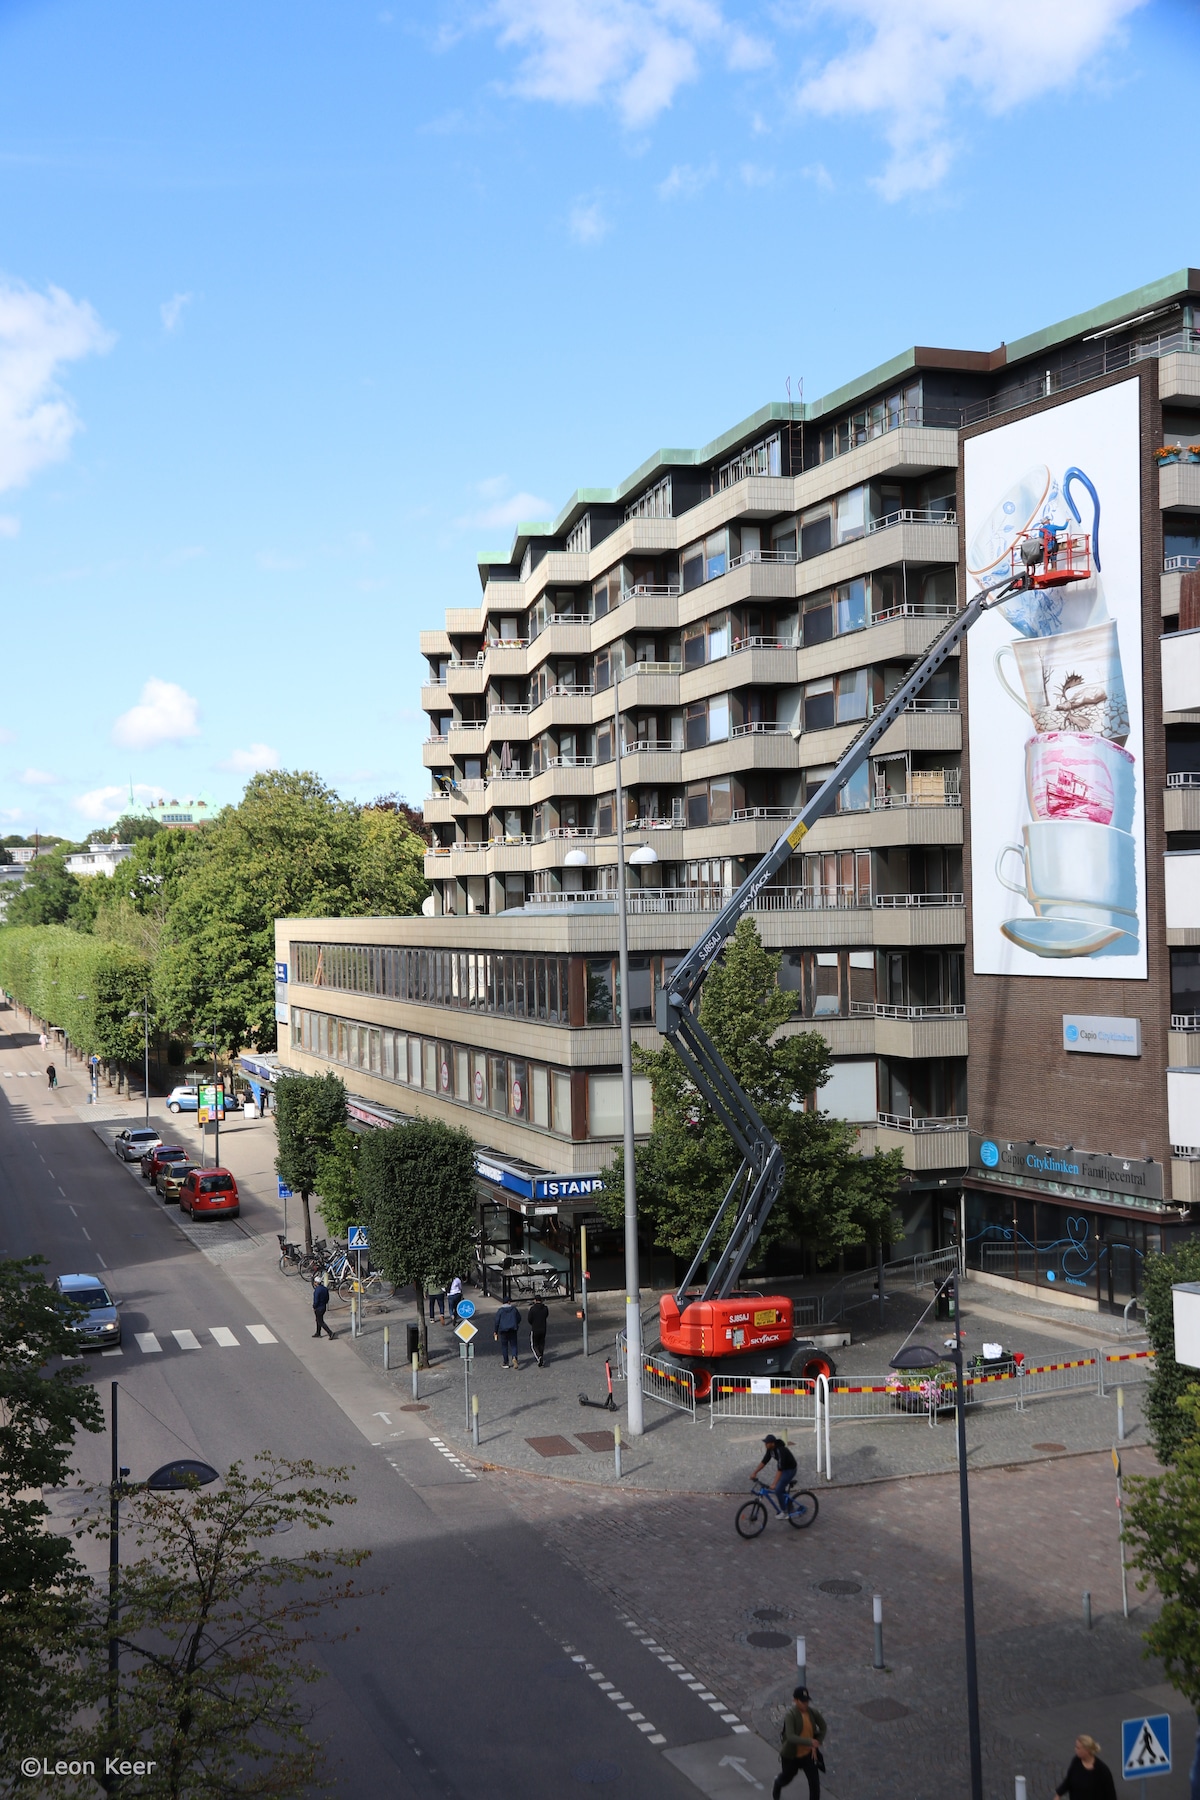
left=280, top=269, right=1200, bottom=1305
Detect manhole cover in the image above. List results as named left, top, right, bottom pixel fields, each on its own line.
left=746, top=1630, right=792, bottom=1649
left=1033, top=1442, right=1066, bottom=1452
left=857, top=1698, right=911, bottom=1722
left=572, top=1761, right=621, bottom=1785
left=400, top=1403, right=429, bottom=1412
left=752, top=1606, right=787, bottom=1622
left=819, top=1579, right=862, bottom=1595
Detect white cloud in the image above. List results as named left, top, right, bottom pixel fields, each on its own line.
left=160, top=292, right=192, bottom=333
left=0, top=280, right=112, bottom=493
left=485, top=0, right=766, bottom=128
left=459, top=481, right=553, bottom=531
left=112, top=678, right=201, bottom=752
left=0, top=727, right=14, bottom=745
left=256, top=550, right=305, bottom=572
left=738, top=161, right=775, bottom=188
left=220, top=743, right=279, bottom=774
left=568, top=197, right=610, bottom=244
left=73, top=783, right=160, bottom=819
left=19, top=768, right=59, bottom=786
left=797, top=0, right=1145, bottom=198
left=657, top=160, right=717, bottom=199
left=0, top=515, right=19, bottom=538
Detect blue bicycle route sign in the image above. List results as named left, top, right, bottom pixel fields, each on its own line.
left=456, top=1298, right=476, bottom=1319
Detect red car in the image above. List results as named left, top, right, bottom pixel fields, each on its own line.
left=141, top=1144, right=190, bottom=1182
left=178, top=1168, right=240, bottom=1219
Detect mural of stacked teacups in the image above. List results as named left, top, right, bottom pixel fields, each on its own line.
left=967, top=464, right=1140, bottom=959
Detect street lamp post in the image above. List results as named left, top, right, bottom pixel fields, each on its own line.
left=889, top=1266, right=982, bottom=1800
left=126, top=998, right=151, bottom=1123
left=611, top=670, right=645, bottom=1439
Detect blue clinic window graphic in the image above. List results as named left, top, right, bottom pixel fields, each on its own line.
left=980, top=1140, right=1000, bottom=1168
left=1065, top=1024, right=1079, bottom=1042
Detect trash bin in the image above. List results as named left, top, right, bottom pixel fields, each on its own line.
left=935, top=1282, right=956, bottom=1322
left=406, top=1324, right=421, bottom=1363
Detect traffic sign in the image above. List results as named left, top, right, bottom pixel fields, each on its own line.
left=454, top=1319, right=478, bottom=1344
left=347, top=1225, right=369, bottom=1250
left=1123, top=1714, right=1171, bottom=1778
left=456, top=1298, right=476, bottom=1319
left=277, top=1179, right=294, bottom=1200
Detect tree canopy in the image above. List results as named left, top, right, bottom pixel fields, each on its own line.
left=1142, top=1238, right=1200, bottom=1462
left=357, top=1118, right=476, bottom=1357
left=274, top=1072, right=347, bottom=1250
left=1126, top=1385, right=1200, bottom=1710
left=603, top=918, right=902, bottom=1265
left=0, top=927, right=152, bottom=1062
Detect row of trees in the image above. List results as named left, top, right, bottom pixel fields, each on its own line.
left=0, top=772, right=428, bottom=1058
left=0, top=927, right=150, bottom=1067
left=0, top=1256, right=370, bottom=1798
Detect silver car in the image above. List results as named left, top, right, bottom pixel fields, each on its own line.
left=115, top=1126, right=160, bottom=1162
left=55, top=1273, right=122, bottom=1348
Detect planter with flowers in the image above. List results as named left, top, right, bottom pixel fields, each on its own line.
left=1155, top=445, right=1183, bottom=466
left=886, top=1365, right=956, bottom=1415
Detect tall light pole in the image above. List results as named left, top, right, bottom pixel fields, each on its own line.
left=127, top=998, right=151, bottom=1123
left=612, top=665, right=657, bottom=1439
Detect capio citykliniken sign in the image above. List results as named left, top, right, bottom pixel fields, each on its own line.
left=970, top=1134, right=1163, bottom=1201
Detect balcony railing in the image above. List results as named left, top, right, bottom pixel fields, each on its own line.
left=876, top=1111, right=968, bottom=1133
left=1165, top=555, right=1200, bottom=572
left=488, top=703, right=532, bottom=716
left=875, top=892, right=963, bottom=908
left=731, top=635, right=798, bottom=653
left=622, top=739, right=677, bottom=754
left=626, top=660, right=682, bottom=675
left=1171, top=1014, right=1200, bottom=1031
left=488, top=769, right=529, bottom=783
left=424, top=676, right=449, bottom=688
left=852, top=1002, right=965, bottom=1020
left=547, top=684, right=594, bottom=698
left=1167, top=772, right=1200, bottom=787
left=867, top=507, right=957, bottom=535
left=545, top=754, right=596, bottom=768
left=619, top=583, right=682, bottom=600
left=903, top=697, right=960, bottom=713
left=548, top=825, right=597, bottom=839
left=731, top=806, right=795, bottom=821
left=870, top=602, right=957, bottom=625
left=731, top=721, right=790, bottom=737
left=487, top=637, right=529, bottom=649
left=727, top=548, right=800, bottom=570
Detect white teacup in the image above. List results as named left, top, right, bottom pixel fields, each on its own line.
left=1024, top=732, right=1135, bottom=831
left=996, top=819, right=1138, bottom=914
left=994, top=620, right=1129, bottom=744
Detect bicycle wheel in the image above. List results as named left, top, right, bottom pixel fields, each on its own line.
left=786, top=1490, right=819, bottom=1530
left=735, top=1499, right=768, bottom=1539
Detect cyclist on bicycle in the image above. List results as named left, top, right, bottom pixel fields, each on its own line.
left=754, top=1434, right=797, bottom=1499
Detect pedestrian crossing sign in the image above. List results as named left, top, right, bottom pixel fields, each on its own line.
left=1123, top=1713, right=1171, bottom=1778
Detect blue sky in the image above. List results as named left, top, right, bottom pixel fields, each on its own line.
left=0, top=0, right=1196, bottom=838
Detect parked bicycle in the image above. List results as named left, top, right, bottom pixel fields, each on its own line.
left=735, top=1481, right=819, bottom=1538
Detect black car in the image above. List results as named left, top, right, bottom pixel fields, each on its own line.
left=55, top=1273, right=122, bottom=1348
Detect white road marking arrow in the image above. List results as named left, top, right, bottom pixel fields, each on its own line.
left=718, top=1757, right=762, bottom=1789
left=373, top=1412, right=393, bottom=1424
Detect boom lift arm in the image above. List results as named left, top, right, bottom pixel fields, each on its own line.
left=654, top=565, right=1034, bottom=1315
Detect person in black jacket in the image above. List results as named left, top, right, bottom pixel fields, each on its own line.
left=494, top=1300, right=521, bottom=1367
left=311, top=1276, right=335, bottom=1339
left=527, top=1298, right=549, bottom=1365
left=1054, top=1734, right=1117, bottom=1799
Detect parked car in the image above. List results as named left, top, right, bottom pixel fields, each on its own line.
left=55, top=1273, right=122, bottom=1348
left=178, top=1168, right=240, bottom=1219
left=166, top=1085, right=242, bottom=1115
left=141, top=1144, right=190, bottom=1182
left=155, top=1160, right=199, bottom=1204
left=115, top=1126, right=160, bottom=1162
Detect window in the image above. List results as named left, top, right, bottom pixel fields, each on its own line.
left=708, top=695, right=730, bottom=741
left=705, top=532, right=728, bottom=581
left=488, top=1054, right=508, bottom=1114
left=553, top=1071, right=573, bottom=1136
left=718, top=432, right=781, bottom=487
left=588, top=1073, right=653, bottom=1137
left=803, top=678, right=835, bottom=732
left=587, top=960, right=614, bottom=1024
left=836, top=667, right=869, bottom=723
left=685, top=700, right=708, bottom=750
left=837, top=486, right=865, bottom=543
left=708, top=777, right=732, bottom=824
left=625, top=474, right=672, bottom=522
left=812, top=952, right=840, bottom=1016
left=800, top=505, right=832, bottom=560
left=686, top=782, right=709, bottom=828
left=802, top=593, right=833, bottom=646
left=532, top=1066, right=549, bottom=1127
left=682, top=546, right=704, bottom=592
left=836, top=579, right=867, bottom=634
left=771, top=518, right=798, bottom=556
left=840, top=761, right=871, bottom=812
left=626, top=957, right=653, bottom=1023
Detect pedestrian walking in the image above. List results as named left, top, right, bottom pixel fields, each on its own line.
left=38, top=1032, right=47, bottom=1052
left=527, top=1297, right=549, bottom=1365
left=1053, top=1735, right=1117, bottom=1799
left=773, top=1686, right=825, bottom=1800
left=46, top=1064, right=57, bottom=1090
left=493, top=1299, right=521, bottom=1368
left=428, top=1282, right=446, bottom=1323
left=447, top=1274, right=463, bottom=1318
left=311, top=1275, right=336, bottom=1339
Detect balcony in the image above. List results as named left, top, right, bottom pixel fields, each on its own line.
left=854, top=1117, right=969, bottom=1172
left=1166, top=776, right=1200, bottom=833
left=422, top=738, right=454, bottom=768
left=866, top=506, right=956, bottom=537
left=1166, top=850, right=1200, bottom=944
left=1160, top=461, right=1200, bottom=512
left=1162, top=628, right=1200, bottom=717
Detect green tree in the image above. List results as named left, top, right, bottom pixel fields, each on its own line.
left=0, top=927, right=152, bottom=1067
left=87, top=1454, right=368, bottom=1800
left=5, top=851, right=83, bottom=927
left=154, top=771, right=428, bottom=1051
left=358, top=1118, right=476, bottom=1362
left=603, top=918, right=901, bottom=1265
left=0, top=1257, right=105, bottom=1769
left=1142, top=1239, right=1200, bottom=1462
left=314, top=1122, right=362, bottom=1243
left=1125, top=1385, right=1200, bottom=1709
left=274, top=1072, right=347, bottom=1250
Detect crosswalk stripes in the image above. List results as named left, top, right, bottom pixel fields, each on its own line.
left=130, top=1325, right=279, bottom=1356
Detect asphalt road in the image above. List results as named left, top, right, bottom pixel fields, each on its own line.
left=0, top=1030, right=751, bottom=1800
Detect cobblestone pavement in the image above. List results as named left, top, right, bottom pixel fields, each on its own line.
left=487, top=1445, right=1186, bottom=1800
left=344, top=1283, right=1154, bottom=1493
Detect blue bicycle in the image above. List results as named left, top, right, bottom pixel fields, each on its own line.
left=736, top=1480, right=819, bottom=1537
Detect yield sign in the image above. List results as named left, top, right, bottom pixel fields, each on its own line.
left=1122, top=1714, right=1171, bottom=1777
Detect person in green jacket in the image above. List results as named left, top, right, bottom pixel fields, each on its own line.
left=774, top=1685, right=826, bottom=1800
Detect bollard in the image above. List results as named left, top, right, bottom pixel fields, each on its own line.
left=1083, top=1591, right=1092, bottom=1631
left=383, top=1324, right=390, bottom=1372
left=795, top=1635, right=806, bottom=1691
left=614, top=1421, right=622, bottom=1481
left=471, top=1392, right=480, bottom=1448
left=1117, top=1385, right=1125, bottom=1444
left=1015, top=1778, right=1027, bottom=1800
left=872, top=1594, right=884, bottom=1669
left=411, top=1350, right=419, bottom=1400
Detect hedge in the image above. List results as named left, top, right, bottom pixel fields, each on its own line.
left=0, top=926, right=152, bottom=1063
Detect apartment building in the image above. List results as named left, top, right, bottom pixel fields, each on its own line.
left=280, top=269, right=1200, bottom=1306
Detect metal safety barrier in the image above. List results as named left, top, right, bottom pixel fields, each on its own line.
left=708, top=1376, right=818, bottom=1431
left=640, top=1353, right=696, bottom=1421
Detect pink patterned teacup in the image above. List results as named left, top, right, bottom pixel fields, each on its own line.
left=1024, top=732, right=1135, bottom=831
